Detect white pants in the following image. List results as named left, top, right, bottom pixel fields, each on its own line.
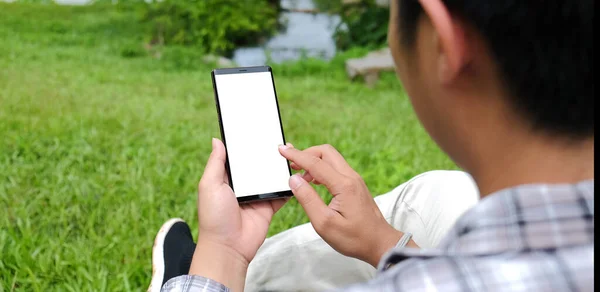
left=245, top=170, right=480, bottom=292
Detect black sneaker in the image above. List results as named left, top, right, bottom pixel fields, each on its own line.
left=148, top=218, right=197, bottom=292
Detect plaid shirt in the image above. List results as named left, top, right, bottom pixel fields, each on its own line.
left=162, top=180, right=594, bottom=292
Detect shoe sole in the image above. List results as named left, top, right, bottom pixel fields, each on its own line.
left=148, top=218, right=185, bottom=292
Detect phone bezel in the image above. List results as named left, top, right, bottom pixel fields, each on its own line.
left=211, top=66, right=294, bottom=203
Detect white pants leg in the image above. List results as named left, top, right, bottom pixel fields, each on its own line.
left=245, top=170, right=480, bottom=292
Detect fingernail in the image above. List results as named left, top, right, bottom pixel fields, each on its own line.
left=279, top=144, right=289, bottom=151
left=212, top=138, right=217, bottom=150
left=289, top=174, right=303, bottom=189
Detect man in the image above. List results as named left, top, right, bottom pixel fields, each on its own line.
left=149, top=0, right=594, bottom=291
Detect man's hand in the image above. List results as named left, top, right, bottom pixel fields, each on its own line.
left=189, top=138, right=287, bottom=291
left=279, top=144, right=418, bottom=267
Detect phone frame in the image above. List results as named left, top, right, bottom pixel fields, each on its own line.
left=211, top=66, right=294, bottom=203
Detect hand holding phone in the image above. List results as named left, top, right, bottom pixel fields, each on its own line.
left=189, top=66, right=293, bottom=289
left=191, top=137, right=287, bottom=291
left=211, top=66, right=293, bottom=203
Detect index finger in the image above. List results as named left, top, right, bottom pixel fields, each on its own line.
left=279, top=145, right=347, bottom=188
left=298, top=144, right=355, bottom=176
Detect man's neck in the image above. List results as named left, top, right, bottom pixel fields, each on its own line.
left=471, top=133, right=594, bottom=198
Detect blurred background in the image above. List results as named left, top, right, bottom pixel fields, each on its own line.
left=0, top=0, right=456, bottom=290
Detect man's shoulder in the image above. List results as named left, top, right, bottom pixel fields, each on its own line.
left=373, top=244, right=594, bottom=292
left=361, top=180, right=595, bottom=292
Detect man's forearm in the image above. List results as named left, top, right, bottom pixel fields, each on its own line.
left=188, top=239, right=249, bottom=292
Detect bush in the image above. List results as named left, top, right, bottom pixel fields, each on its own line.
left=314, top=0, right=389, bottom=51
left=142, top=0, right=279, bottom=55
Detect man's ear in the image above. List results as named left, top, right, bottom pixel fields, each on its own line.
left=419, top=0, right=470, bottom=84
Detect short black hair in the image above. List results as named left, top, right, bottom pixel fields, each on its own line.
left=398, top=0, right=594, bottom=138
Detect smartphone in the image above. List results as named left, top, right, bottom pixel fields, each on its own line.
left=211, top=66, right=293, bottom=203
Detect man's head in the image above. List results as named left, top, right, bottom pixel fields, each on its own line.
left=388, top=0, right=594, bottom=175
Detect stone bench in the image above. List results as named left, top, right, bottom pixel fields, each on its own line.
left=345, top=47, right=395, bottom=87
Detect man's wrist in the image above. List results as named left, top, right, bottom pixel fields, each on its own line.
left=366, top=227, right=403, bottom=267
left=366, top=225, right=419, bottom=268
left=188, top=238, right=249, bottom=292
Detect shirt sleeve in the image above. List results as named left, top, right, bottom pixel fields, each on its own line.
left=161, top=275, right=230, bottom=292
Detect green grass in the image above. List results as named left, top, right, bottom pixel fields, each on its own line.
left=0, top=3, right=456, bottom=291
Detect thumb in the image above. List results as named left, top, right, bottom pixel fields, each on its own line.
left=289, top=174, right=332, bottom=223
left=202, top=138, right=227, bottom=183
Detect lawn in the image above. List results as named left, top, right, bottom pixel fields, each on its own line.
left=0, top=3, right=456, bottom=291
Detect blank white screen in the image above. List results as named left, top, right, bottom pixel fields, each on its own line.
left=214, top=71, right=291, bottom=198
